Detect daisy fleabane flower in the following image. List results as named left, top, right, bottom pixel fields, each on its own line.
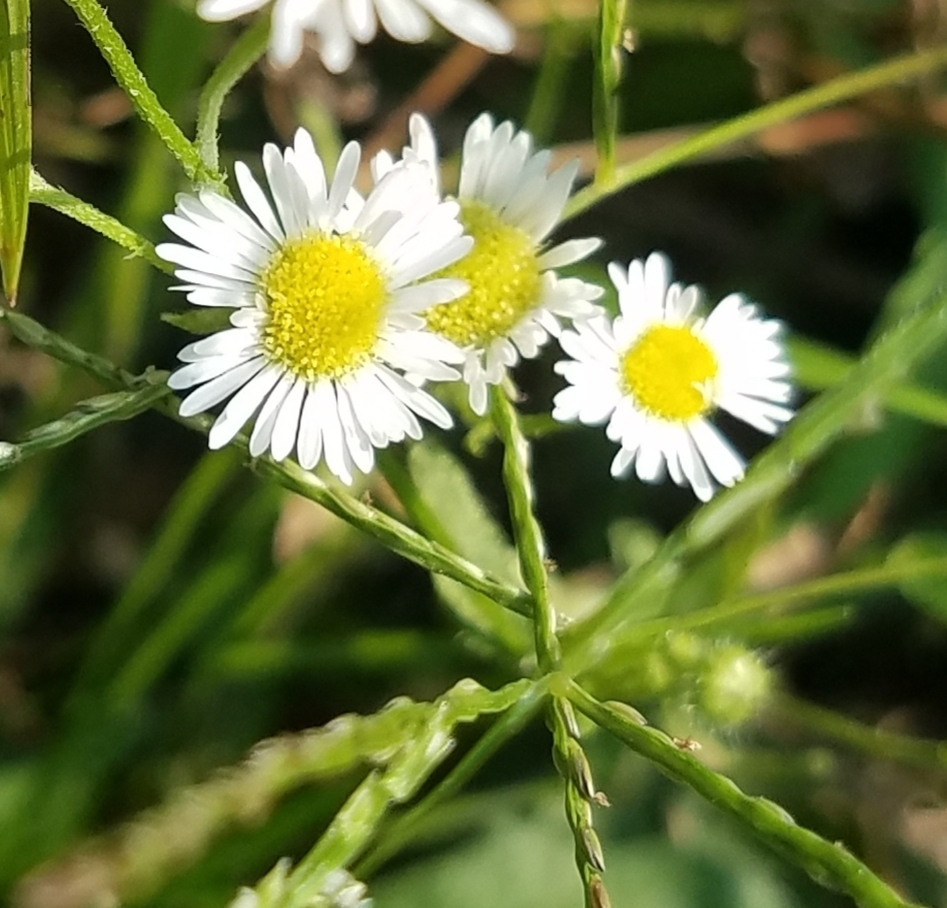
left=377, top=113, right=604, bottom=415
left=552, top=253, right=793, bottom=501
left=157, top=128, right=472, bottom=485
left=197, top=0, right=514, bottom=73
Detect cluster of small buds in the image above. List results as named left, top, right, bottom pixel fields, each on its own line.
left=593, top=632, right=774, bottom=728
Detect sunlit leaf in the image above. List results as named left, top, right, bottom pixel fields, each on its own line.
left=0, top=0, right=30, bottom=304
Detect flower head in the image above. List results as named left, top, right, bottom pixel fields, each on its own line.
left=197, top=0, right=514, bottom=73
left=380, top=113, right=603, bottom=415
left=552, top=253, right=793, bottom=501
left=157, top=129, right=472, bottom=484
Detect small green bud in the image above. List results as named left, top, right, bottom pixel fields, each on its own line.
left=699, top=644, right=772, bottom=726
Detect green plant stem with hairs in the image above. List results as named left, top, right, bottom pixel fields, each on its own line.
left=60, top=0, right=223, bottom=187
left=562, top=679, right=925, bottom=908
left=491, top=386, right=609, bottom=908
left=0, top=306, right=532, bottom=621
left=195, top=15, right=270, bottom=174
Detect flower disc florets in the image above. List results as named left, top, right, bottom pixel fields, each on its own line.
left=157, top=128, right=473, bottom=484
left=376, top=113, right=604, bottom=415
left=425, top=200, right=541, bottom=347
left=552, top=252, right=794, bottom=501
left=260, top=233, right=386, bottom=380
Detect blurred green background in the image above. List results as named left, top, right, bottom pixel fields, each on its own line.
left=7, top=1, right=947, bottom=906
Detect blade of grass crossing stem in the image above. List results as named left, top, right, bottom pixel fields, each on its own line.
left=0, top=0, right=30, bottom=303
left=592, top=0, right=626, bottom=184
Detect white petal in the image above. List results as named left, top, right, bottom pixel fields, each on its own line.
left=326, top=142, right=361, bottom=223
left=270, top=377, right=307, bottom=461
left=171, top=351, right=259, bottom=390
left=343, top=0, right=377, bottom=40
left=537, top=238, right=602, bottom=271
left=336, top=382, right=375, bottom=474
left=415, top=0, right=514, bottom=52
left=374, top=0, right=431, bottom=42
left=208, top=363, right=283, bottom=449
left=249, top=373, right=295, bottom=456
left=178, top=356, right=267, bottom=417
left=688, top=418, right=745, bottom=488
left=197, top=0, right=268, bottom=21
left=297, top=384, right=325, bottom=470
left=268, top=0, right=307, bottom=68
left=235, top=162, right=285, bottom=240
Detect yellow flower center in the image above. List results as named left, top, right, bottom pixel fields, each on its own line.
left=425, top=200, right=541, bottom=347
left=260, top=233, right=386, bottom=380
left=620, top=324, right=718, bottom=421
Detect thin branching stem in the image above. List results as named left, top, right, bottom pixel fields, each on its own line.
left=0, top=383, right=172, bottom=471
left=0, top=307, right=531, bottom=619
left=491, top=386, right=608, bottom=908
left=355, top=683, right=548, bottom=877
left=195, top=15, right=269, bottom=174
left=60, top=0, right=222, bottom=187
left=565, top=44, right=947, bottom=221
left=563, top=678, right=924, bottom=908
left=30, top=170, right=171, bottom=273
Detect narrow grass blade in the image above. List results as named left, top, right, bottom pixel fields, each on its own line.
left=0, top=0, right=30, bottom=303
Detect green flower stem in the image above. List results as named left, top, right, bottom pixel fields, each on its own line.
left=0, top=307, right=530, bottom=618
left=0, top=383, right=171, bottom=472
left=22, top=682, right=528, bottom=908
left=280, top=679, right=535, bottom=908
left=0, top=304, right=145, bottom=388
left=565, top=43, right=947, bottom=221
left=60, top=0, right=221, bottom=187
left=592, top=0, right=626, bottom=183
left=490, top=386, right=559, bottom=670
left=562, top=289, right=947, bottom=666
left=195, top=15, right=269, bottom=175
left=774, top=692, right=947, bottom=773
left=253, top=456, right=532, bottom=617
left=490, top=386, right=607, bottom=908
left=562, top=678, right=925, bottom=908
left=607, top=554, right=947, bottom=647
left=355, top=682, right=548, bottom=878
left=30, top=170, right=171, bottom=273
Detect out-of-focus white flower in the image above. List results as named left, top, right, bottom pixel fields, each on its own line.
left=197, top=0, right=514, bottom=73
left=377, top=113, right=603, bottom=415
left=553, top=253, right=794, bottom=501
left=158, top=128, right=471, bottom=484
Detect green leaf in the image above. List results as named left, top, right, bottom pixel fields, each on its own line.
left=888, top=532, right=947, bottom=623
left=0, top=0, right=30, bottom=303
left=161, top=308, right=233, bottom=335
left=402, top=440, right=531, bottom=655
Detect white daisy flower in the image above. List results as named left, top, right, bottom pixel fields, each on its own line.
left=377, top=113, right=604, bottom=415
left=552, top=253, right=794, bottom=502
left=197, top=0, right=514, bottom=73
left=157, top=128, right=472, bottom=485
